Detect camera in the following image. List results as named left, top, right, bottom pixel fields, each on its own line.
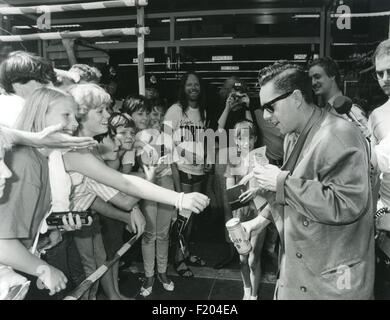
left=232, top=82, right=246, bottom=93
left=46, top=211, right=92, bottom=227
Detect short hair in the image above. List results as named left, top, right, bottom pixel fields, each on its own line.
left=234, top=120, right=256, bottom=139
left=15, top=86, right=74, bottom=133
left=67, top=83, right=111, bottom=122
left=308, top=57, right=342, bottom=90
left=121, top=94, right=149, bottom=115
left=69, top=64, right=102, bottom=84
left=373, top=39, right=390, bottom=62
left=109, top=112, right=136, bottom=133
left=94, top=128, right=116, bottom=143
left=258, top=62, right=313, bottom=104
left=0, top=51, right=56, bottom=93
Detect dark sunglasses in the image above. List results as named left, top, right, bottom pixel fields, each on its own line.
left=375, top=69, right=390, bottom=81
left=261, top=90, right=295, bottom=113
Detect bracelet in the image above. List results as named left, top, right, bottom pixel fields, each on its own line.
left=175, top=192, right=184, bottom=211
left=179, top=192, right=184, bottom=211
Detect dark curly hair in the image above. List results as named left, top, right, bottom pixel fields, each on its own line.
left=0, top=51, right=56, bottom=93
left=121, top=94, right=150, bottom=116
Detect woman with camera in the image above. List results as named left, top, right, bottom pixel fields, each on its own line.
left=217, top=78, right=253, bottom=130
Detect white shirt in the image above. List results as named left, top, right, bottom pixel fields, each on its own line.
left=163, top=103, right=205, bottom=176
left=369, top=98, right=390, bottom=207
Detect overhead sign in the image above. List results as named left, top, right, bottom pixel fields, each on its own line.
left=212, top=55, right=233, bottom=61
left=294, top=54, right=307, bottom=60
left=221, top=66, right=239, bottom=71
left=133, top=58, right=155, bottom=63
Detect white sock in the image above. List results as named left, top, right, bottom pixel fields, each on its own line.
left=243, top=287, right=251, bottom=300
left=250, top=295, right=258, bottom=300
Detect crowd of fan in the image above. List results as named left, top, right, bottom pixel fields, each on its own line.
left=1, top=38, right=390, bottom=300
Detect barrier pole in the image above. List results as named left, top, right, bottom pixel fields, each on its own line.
left=63, top=235, right=138, bottom=300
left=137, top=6, right=145, bottom=95
left=0, top=27, right=150, bottom=42
left=0, top=0, right=148, bottom=15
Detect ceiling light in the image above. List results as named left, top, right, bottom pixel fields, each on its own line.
left=161, top=17, right=203, bottom=23
left=180, top=36, right=233, bottom=40
left=95, top=40, right=119, bottom=44
left=292, top=14, right=320, bottom=19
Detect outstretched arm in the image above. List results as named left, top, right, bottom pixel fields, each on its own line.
left=1, top=124, right=97, bottom=149
left=63, top=151, right=209, bottom=213
left=62, top=38, right=77, bottom=67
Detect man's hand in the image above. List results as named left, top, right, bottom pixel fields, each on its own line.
left=253, top=164, right=282, bottom=192
left=128, top=206, right=146, bottom=239
left=239, top=187, right=260, bottom=204
left=0, top=267, right=29, bottom=299
left=241, top=214, right=270, bottom=239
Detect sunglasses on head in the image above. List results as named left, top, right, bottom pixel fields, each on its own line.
left=261, top=90, right=295, bottom=113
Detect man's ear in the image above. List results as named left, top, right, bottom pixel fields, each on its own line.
left=293, top=90, right=304, bottom=109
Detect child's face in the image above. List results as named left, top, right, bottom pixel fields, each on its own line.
left=44, top=97, right=79, bottom=135
left=115, top=126, right=136, bottom=151
left=82, top=103, right=111, bottom=137
left=98, top=135, right=121, bottom=161
left=235, top=131, right=256, bottom=153
left=149, top=107, right=164, bottom=130
left=0, top=147, right=12, bottom=199
left=131, top=109, right=149, bottom=131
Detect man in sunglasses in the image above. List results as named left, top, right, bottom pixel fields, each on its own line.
left=241, top=62, right=374, bottom=299
left=369, top=40, right=390, bottom=209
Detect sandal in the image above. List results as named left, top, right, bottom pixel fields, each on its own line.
left=174, top=260, right=194, bottom=278
left=186, top=255, right=206, bottom=267
left=139, top=277, right=154, bottom=297
left=157, top=274, right=175, bottom=291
